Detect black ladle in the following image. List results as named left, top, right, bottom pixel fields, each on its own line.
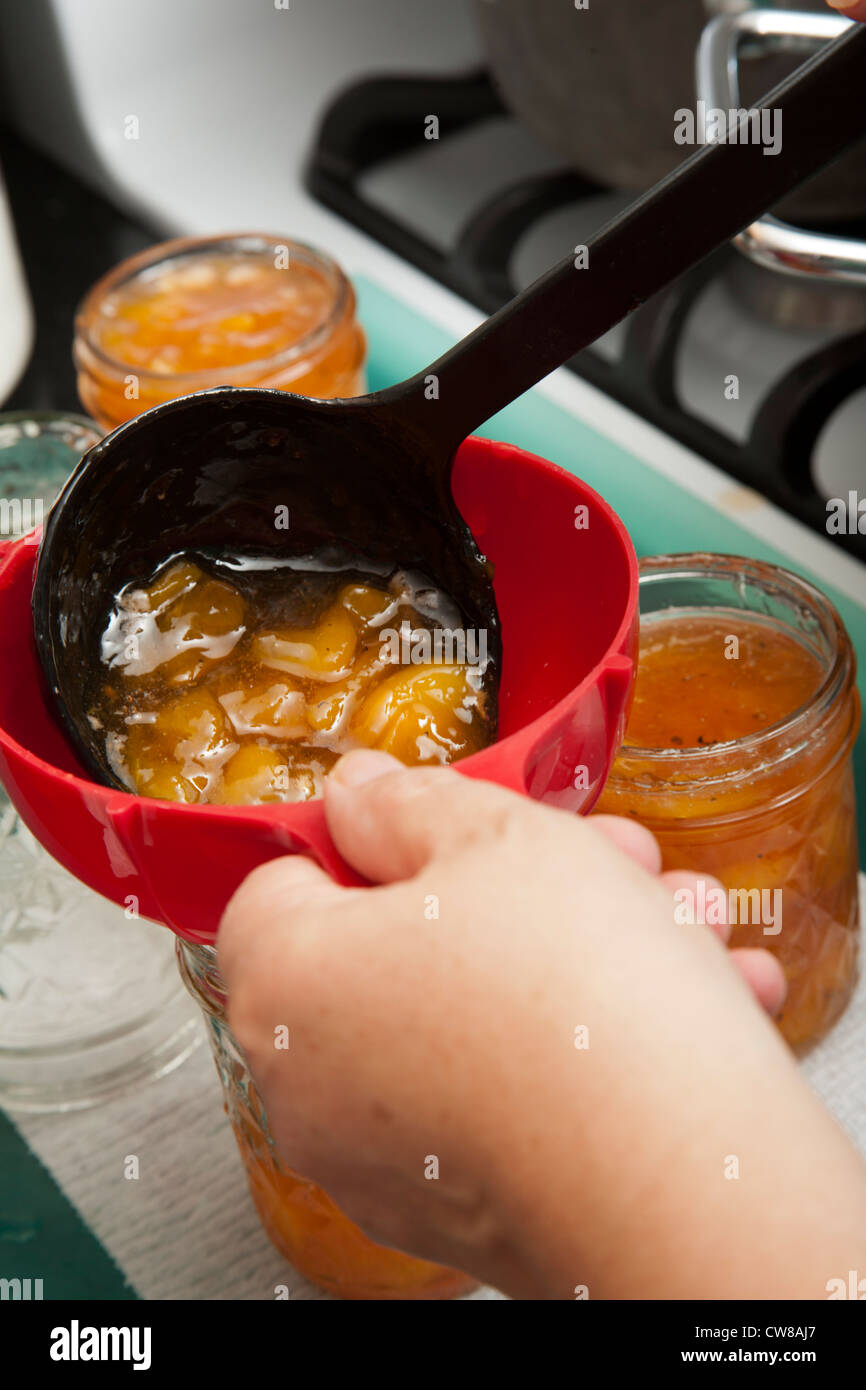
left=35, top=22, right=866, bottom=791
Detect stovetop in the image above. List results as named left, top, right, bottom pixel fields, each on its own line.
left=307, top=66, right=866, bottom=561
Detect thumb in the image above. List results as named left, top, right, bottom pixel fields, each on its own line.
left=324, top=749, right=528, bottom=884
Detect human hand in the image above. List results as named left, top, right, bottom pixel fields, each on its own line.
left=215, top=751, right=866, bottom=1300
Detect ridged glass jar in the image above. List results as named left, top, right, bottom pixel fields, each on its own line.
left=176, top=939, right=476, bottom=1300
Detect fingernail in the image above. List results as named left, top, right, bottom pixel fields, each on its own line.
left=826, top=1, right=858, bottom=9
left=330, top=749, right=402, bottom=788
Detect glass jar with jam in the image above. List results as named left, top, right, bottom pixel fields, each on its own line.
left=595, top=553, right=860, bottom=1053
left=176, top=940, right=477, bottom=1300
left=73, top=233, right=366, bottom=432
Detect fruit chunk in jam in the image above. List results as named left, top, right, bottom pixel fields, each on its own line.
left=123, top=687, right=235, bottom=803
left=253, top=604, right=358, bottom=682
left=94, top=557, right=494, bottom=804
left=354, top=664, right=486, bottom=763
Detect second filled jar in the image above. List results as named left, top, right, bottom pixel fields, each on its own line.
left=595, top=553, right=861, bottom=1052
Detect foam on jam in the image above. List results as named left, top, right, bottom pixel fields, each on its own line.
left=90, top=556, right=495, bottom=805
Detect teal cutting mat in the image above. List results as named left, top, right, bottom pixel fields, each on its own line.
left=0, top=1111, right=136, bottom=1299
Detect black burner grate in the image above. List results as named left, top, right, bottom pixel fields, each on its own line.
left=306, top=69, right=866, bottom=561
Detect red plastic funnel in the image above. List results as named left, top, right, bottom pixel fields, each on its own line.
left=0, top=436, right=637, bottom=943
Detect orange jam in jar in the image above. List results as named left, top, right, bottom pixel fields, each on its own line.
left=74, top=234, right=366, bottom=432
left=596, top=554, right=860, bottom=1053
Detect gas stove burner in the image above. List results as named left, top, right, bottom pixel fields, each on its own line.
left=306, top=66, right=866, bottom=560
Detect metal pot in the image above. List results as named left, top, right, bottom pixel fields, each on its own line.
left=473, top=0, right=866, bottom=224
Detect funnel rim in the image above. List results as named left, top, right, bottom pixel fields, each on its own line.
left=15, top=420, right=638, bottom=822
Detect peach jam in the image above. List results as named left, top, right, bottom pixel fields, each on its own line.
left=596, top=554, right=860, bottom=1053
left=74, top=234, right=366, bottom=431
left=90, top=555, right=495, bottom=805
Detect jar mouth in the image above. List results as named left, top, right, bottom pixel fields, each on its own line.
left=74, top=232, right=353, bottom=386
left=607, top=552, right=857, bottom=786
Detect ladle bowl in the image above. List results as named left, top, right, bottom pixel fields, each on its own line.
left=31, top=386, right=503, bottom=795
left=0, top=427, right=637, bottom=943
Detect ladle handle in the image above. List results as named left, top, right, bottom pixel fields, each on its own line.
left=382, top=21, right=866, bottom=452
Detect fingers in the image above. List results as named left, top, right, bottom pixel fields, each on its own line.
left=658, top=868, right=788, bottom=1016
left=217, top=850, right=345, bottom=985
left=591, top=814, right=662, bottom=875
left=577, top=828, right=787, bottom=1025
left=326, top=755, right=665, bottom=887
left=219, top=754, right=790, bottom=1034
left=660, top=869, right=731, bottom=943
left=730, top=948, right=788, bottom=1017
left=324, top=748, right=533, bottom=883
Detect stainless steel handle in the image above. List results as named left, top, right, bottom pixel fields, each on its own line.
left=697, top=8, right=866, bottom=284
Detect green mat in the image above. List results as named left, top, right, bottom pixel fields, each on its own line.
left=0, top=1111, right=136, bottom=1300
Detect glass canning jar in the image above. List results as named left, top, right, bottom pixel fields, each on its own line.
left=73, top=233, right=366, bottom=432
left=0, top=411, right=200, bottom=1111
left=595, top=554, right=860, bottom=1053
left=176, top=939, right=477, bottom=1301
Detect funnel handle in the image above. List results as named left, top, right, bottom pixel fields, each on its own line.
left=262, top=801, right=370, bottom=889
